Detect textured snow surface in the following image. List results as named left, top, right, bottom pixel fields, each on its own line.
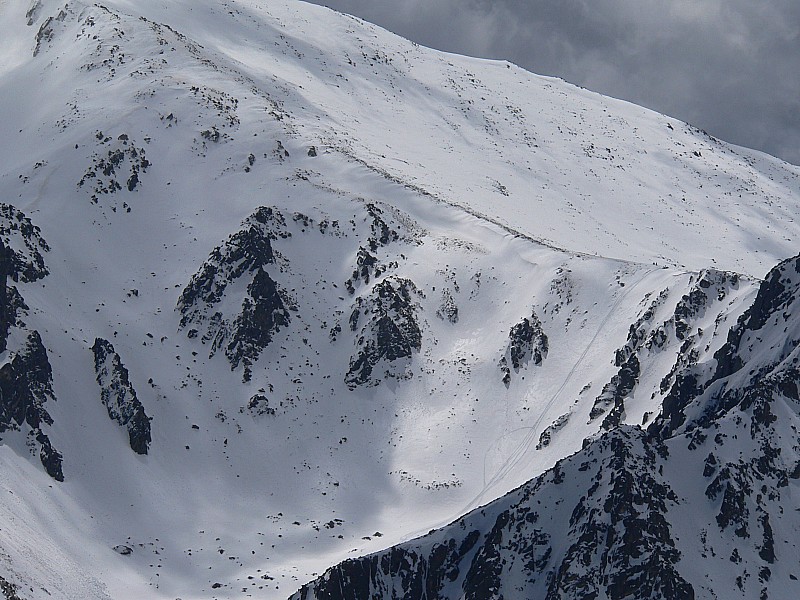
left=0, top=0, right=797, bottom=598
left=295, top=255, right=800, bottom=600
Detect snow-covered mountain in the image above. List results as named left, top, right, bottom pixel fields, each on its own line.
left=0, top=0, right=798, bottom=598
left=294, top=253, right=800, bottom=599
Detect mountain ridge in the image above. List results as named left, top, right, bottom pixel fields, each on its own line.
left=0, top=0, right=798, bottom=598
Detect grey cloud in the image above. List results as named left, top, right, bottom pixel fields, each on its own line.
left=304, top=0, right=800, bottom=165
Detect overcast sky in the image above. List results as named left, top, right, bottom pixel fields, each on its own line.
left=305, top=0, right=800, bottom=166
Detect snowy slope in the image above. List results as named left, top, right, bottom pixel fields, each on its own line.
left=294, top=253, right=800, bottom=600
left=0, top=0, right=797, bottom=598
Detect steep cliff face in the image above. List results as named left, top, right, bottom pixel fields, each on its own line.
left=0, top=331, right=62, bottom=481
left=92, top=338, right=152, bottom=455
left=0, top=206, right=61, bottom=482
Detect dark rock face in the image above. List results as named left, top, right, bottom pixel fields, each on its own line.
left=0, top=242, right=13, bottom=354
left=500, top=310, right=548, bottom=385
left=671, top=269, right=737, bottom=341
left=0, top=277, right=27, bottom=356
left=546, top=431, right=691, bottom=600
left=365, top=202, right=400, bottom=249
left=655, top=257, right=800, bottom=438
left=642, top=252, right=800, bottom=594
left=595, top=270, right=738, bottom=428
left=0, top=205, right=60, bottom=480
left=0, top=331, right=63, bottom=481
left=225, top=268, right=291, bottom=379
left=614, top=289, right=667, bottom=367
left=92, top=338, right=151, bottom=455
left=33, top=6, right=69, bottom=57
left=713, top=255, right=800, bottom=384
left=0, top=203, right=51, bottom=283
left=0, top=203, right=50, bottom=352
left=344, top=203, right=402, bottom=294
left=590, top=354, right=640, bottom=428
left=345, top=246, right=380, bottom=292
left=178, top=207, right=285, bottom=329
left=345, top=277, right=422, bottom=388
left=178, top=208, right=292, bottom=374
left=0, top=574, right=24, bottom=600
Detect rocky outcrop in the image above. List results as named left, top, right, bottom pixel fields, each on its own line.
left=180, top=203, right=410, bottom=383
left=178, top=207, right=286, bottom=329
left=0, top=574, right=23, bottom=600
left=546, top=430, right=691, bottom=600
left=241, top=394, right=275, bottom=417
left=0, top=242, right=13, bottom=353
left=225, top=268, right=291, bottom=380
left=436, top=289, right=459, bottom=324
left=0, top=203, right=52, bottom=352
left=294, top=254, right=800, bottom=600
left=593, top=270, right=739, bottom=428
left=656, top=256, right=800, bottom=438
left=365, top=202, right=400, bottom=249
left=499, top=310, right=548, bottom=385
left=590, top=354, right=640, bottom=428
left=344, top=203, right=402, bottom=294
left=345, top=277, right=422, bottom=388
left=178, top=207, right=292, bottom=374
left=670, top=269, right=738, bottom=341
left=92, top=338, right=151, bottom=455
left=78, top=132, right=151, bottom=205
left=0, top=331, right=63, bottom=481
left=0, top=207, right=60, bottom=480
left=0, top=203, right=51, bottom=283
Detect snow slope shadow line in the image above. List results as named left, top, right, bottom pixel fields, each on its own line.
left=335, top=146, right=647, bottom=267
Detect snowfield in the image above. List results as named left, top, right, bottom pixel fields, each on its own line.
left=0, top=0, right=797, bottom=598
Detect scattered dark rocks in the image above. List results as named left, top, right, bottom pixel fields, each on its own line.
left=436, top=290, right=459, bottom=324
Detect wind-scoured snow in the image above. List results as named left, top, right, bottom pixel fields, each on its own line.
left=0, top=0, right=797, bottom=598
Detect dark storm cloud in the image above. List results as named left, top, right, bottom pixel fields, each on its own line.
left=304, top=0, right=800, bottom=165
